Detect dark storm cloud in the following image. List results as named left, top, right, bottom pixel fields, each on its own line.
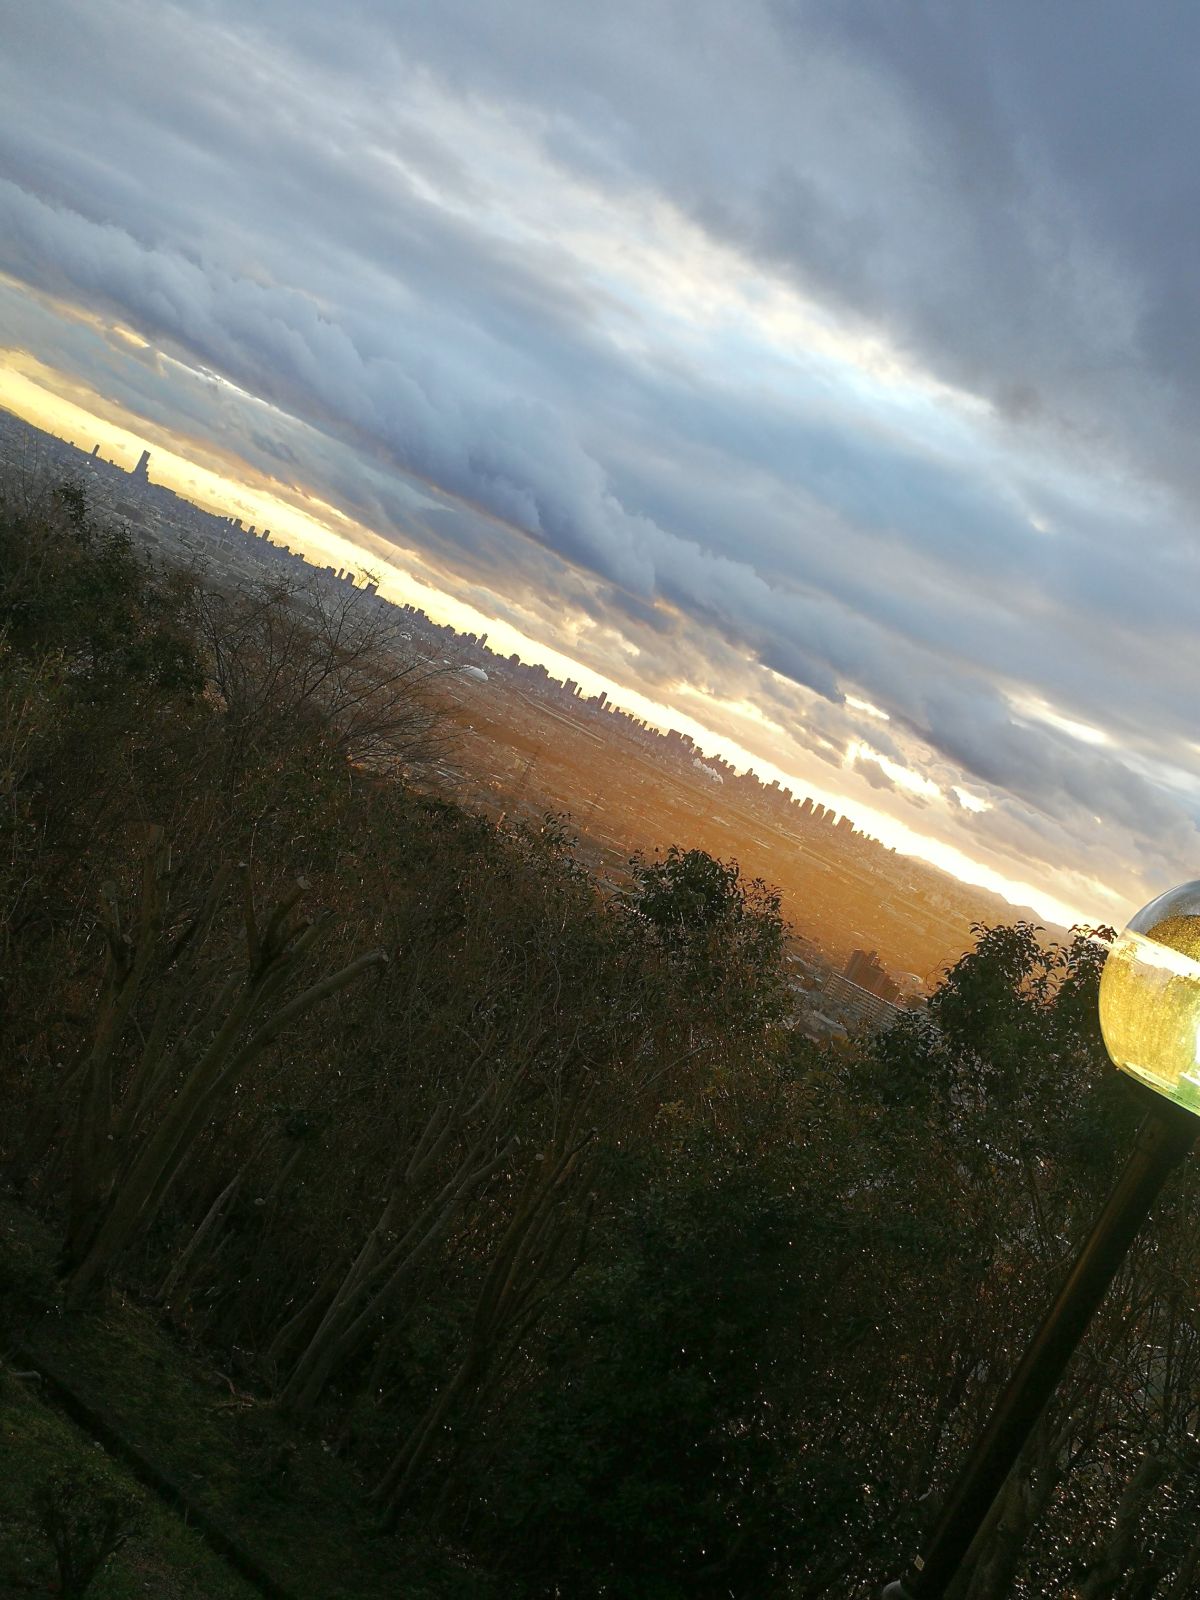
left=4, top=0, right=1200, bottom=911
left=361, top=0, right=1187, bottom=473
left=849, top=752, right=899, bottom=794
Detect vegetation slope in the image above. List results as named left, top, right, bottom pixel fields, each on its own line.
left=2, top=474, right=1198, bottom=1599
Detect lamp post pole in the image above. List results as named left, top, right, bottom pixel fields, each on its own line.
left=882, top=1091, right=1196, bottom=1600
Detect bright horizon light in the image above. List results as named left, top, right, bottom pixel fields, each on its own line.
left=0, top=353, right=1113, bottom=933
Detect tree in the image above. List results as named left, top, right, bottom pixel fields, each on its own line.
left=474, top=1164, right=820, bottom=1598
left=60, top=829, right=387, bottom=1305
left=193, top=573, right=445, bottom=788
left=621, top=846, right=788, bottom=1040
left=0, top=475, right=200, bottom=698
left=33, top=1467, right=144, bottom=1599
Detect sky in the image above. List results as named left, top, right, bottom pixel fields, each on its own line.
left=3, top=0, right=1200, bottom=930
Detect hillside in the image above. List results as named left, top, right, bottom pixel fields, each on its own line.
left=2, top=474, right=1195, bottom=1599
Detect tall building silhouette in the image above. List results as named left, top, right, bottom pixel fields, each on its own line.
left=844, top=949, right=899, bottom=1003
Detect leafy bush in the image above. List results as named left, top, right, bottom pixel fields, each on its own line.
left=33, top=1465, right=144, bottom=1597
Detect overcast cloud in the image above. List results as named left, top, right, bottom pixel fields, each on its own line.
left=3, top=0, right=1200, bottom=922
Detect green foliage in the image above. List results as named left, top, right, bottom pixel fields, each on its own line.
left=0, top=477, right=201, bottom=698
left=862, top=920, right=1126, bottom=1157
left=475, top=1164, right=818, bottom=1597
left=33, top=1466, right=145, bottom=1598
left=0, top=1305, right=260, bottom=1599
left=623, top=844, right=788, bottom=1037
left=625, top=844, right=783, bottom=958
left=929, top=921, right=1110, bottom=1091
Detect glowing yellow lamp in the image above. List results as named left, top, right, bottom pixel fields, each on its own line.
left=1100, top=882, right=1200, bottom=1112
left=886, top=882, right=1200, bottom=1600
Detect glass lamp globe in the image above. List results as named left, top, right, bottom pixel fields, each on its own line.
left=1100, top=881, right=1200, bottom=1112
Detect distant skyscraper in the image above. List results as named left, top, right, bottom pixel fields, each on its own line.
left=845, top=949, right=874, bottom=986
left=844, top=949, right=899, bottom=1003
left=131, top=448, right=150, bottom=479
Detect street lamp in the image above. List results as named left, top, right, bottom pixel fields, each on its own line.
left=881, top=885, right=1200, bottom=1600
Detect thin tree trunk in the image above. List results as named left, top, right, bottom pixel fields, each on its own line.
left=156, top=1170, right=244, bottom=1307
left=1080, top=1453, right=1169, bottom=1600
left=63, top=864, right=385, bottom=1307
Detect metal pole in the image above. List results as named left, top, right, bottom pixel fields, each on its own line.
left=882, top=1094, right=1196, bottom=1600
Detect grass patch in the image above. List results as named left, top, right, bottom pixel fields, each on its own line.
left=1, top=1198, right=496, bottom=1600
left=0, top=1368, right=257, bottom=1599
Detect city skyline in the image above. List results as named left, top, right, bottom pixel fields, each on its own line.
left=5, top=3, right=1200, bottom=930
left=4, top=399, right=1031, bottom=1005
left=0, top=387, right=1093, bottom=931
